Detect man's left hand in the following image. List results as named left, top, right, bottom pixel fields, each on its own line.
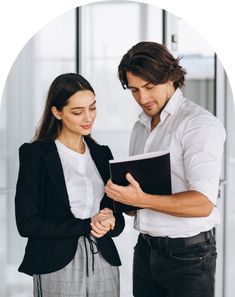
left=105, top=173, right=146, bottom=207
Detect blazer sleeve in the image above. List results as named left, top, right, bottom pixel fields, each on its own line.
left=15, top=143, right=92, bottom=240
left=100, top=145, right=125, bottom=237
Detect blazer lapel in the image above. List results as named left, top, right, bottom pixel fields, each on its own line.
left=84, top=136, right=110, bottom=183
left=40, top=141, right=70, bottom=210
left=39, top=138, right=111, bottom=211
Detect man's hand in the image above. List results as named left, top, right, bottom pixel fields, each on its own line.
left=105, top=173, right=146, bottom=207
left=90, top=208, right=115, bottom=238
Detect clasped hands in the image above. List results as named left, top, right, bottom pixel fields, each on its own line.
left=90, top=173, right=144, bottom=238
left=90, top=208, right=115, bottom=238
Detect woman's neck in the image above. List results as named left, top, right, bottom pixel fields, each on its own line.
left=57, top=132, right=85, bottom=154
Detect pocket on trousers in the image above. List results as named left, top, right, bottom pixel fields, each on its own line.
left=205, top=251, right=217, bottom=293
left=169, top=245, right=206, bottom=263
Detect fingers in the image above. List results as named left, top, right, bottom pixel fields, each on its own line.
left=100, top=208, right=113, bottom=214
left=106, top=179, right=113, bottom=186
left=90, top=209, right=116, bottom=238
left=90, top=212, right=115, bottom=238
left=105, top=175, right=139, bottom=200
left=90, top=219, right=112, bottom=238
left=90, top=229, right=104, bottom=238
left=91, top=218, right=109, bottom=231
left=90, top=221, right=109, bottom=234
left=105, top=180, right=124, bottom=192
left=92, top=214, right=115, bottom=229
left=101, top=217, right=115, bottom=230
left=126, top=173, right=139, bottom=187
left=105, top=184, right=120, bottom=200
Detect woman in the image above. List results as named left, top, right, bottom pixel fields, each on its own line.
left=15, top=73, right=125, bottom=297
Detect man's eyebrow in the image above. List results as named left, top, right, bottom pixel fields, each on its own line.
left=70, top=100, right=96, bottom=110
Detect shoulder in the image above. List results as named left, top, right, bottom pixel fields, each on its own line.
left=177, top=96, right=208, bottom=120
left=19, top=140, right=50, bottom=152
left=178, top=97, right=225, bottom=138
left=19, top=140, right=55, bottom=160
left=84, top=136, right=113, bottom=159
left=19, top=141, right=40, bottom=154
left=84, top=135, right=111, bottom=150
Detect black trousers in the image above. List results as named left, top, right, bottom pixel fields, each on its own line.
left=133, top=231, right=216, bottom=297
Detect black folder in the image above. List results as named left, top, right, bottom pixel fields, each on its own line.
left=109, top=151, right=172, bottom=213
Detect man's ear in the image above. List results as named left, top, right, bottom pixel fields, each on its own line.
left=167, top=80, right=174, bottom=87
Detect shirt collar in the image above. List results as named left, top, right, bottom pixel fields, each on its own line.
left=138, top=88, right=183, bottom=129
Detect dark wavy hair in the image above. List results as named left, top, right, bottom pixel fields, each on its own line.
left=33, top=73, right=95, bottom=141
left=118, top=41, right=187, bottom=90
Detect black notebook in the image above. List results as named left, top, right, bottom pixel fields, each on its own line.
left=109, top=151, right=172, bottom=213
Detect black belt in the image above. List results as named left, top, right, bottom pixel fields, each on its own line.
left=141, top=230, right=213, bottom=249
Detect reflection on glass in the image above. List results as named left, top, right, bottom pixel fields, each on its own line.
left=0, top=9, right=76, bottom=297
left=80, top=1, right=162, bottom=158
left=80, top=2, right=162, bottom=296
left=177, top=18, right=215, bottom=114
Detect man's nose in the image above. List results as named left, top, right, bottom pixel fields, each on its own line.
left=138, top=90, right=149, bottom=104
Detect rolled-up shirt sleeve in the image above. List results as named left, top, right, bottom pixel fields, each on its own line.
left=182, top=114, right=226, bottom=204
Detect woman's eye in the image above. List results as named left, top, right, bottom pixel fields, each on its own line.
left=73, top=112, right=82, bottom=116
left=90, top=107, right=96, bottom=110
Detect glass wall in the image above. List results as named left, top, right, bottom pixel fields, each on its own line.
left=80, top=1, right=162, bottom=157
left=79, top=2, right=163, bottom=295
left=177, top=17, right=215, bottom=113
left=0, top=2, right=234, bottom=297
left=0, top=9, right=76, bottom=297
left=224, top=79, right=235, bottom=297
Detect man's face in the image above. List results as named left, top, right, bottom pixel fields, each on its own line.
left=126, top=72, right=175, bottom=117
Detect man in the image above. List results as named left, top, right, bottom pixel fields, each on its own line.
left=105, top=41, right=225, bottom=297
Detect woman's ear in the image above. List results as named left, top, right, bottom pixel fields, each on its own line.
left=51, top=106, right=62, bottom=120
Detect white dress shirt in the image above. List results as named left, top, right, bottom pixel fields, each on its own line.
left=130, top=88, right=226, bottom=238
left=55, top=139, right=104, bottom=219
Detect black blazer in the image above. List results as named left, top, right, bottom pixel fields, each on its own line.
left=15, top=136, right=125, bottom=276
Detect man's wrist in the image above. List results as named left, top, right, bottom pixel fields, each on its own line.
left=139, top=191, right=152, bottom=208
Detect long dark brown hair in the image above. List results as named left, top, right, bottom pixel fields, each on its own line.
left=33, top=73, right=95, bottom=141
left=118, top=41, right=187, bottom=90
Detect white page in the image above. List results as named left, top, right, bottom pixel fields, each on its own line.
left=109, top=151, right=169, bottom=164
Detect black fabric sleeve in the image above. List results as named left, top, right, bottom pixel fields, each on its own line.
left=105, top=212, right=125, bottom=237
left=15, top=143, right=92, bottom=240
left=99, top=145, right=125, bottom=237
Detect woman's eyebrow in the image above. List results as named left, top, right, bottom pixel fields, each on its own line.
left=70, top=100, right=96, bottom=110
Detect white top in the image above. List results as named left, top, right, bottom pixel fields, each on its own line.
left=130, top=88, right=226, bottom=238
left=55, top=139, right=104, bottom=219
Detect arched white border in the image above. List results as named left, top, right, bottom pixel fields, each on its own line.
left=0, top=0, right=234, bottom=106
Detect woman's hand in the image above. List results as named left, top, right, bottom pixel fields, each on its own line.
left=90, top=208, right=116, bottom=238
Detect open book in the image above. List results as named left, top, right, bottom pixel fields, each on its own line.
left=109, top=151, right=172, bottom=213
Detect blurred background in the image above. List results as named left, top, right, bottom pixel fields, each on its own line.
left=0, top=1, right=234, bottom=296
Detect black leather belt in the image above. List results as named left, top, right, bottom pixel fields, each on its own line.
left=141, top=230, right=213, bottom=249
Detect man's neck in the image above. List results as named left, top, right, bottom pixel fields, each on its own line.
left=151, top=114, right=160, bottom=131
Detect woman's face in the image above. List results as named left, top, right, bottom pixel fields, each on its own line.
left=53, top=90, right=96, bottom=137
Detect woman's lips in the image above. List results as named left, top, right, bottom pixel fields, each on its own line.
left=80, top=124, right=92, bottom=129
